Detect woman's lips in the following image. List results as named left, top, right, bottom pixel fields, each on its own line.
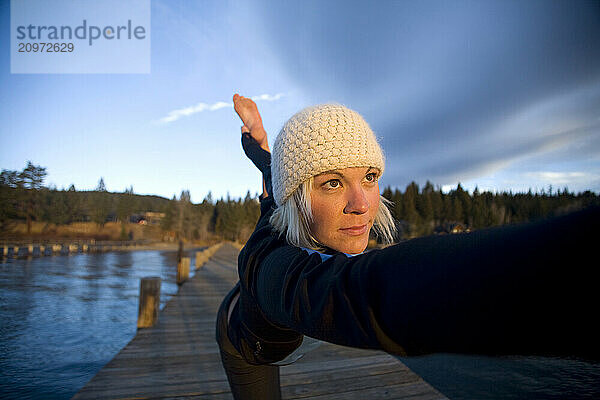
left=339, top=224, right=368, bottom=236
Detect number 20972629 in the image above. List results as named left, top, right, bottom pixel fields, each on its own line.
left=18, top=42, right=74, bottom=52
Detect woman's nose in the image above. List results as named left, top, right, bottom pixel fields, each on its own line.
left=343, top=187, right=369, bottom=214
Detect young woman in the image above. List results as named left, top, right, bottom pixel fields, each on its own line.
left=216, top=94, right=598, bottom=400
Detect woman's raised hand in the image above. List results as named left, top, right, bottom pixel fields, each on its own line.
left=233, top=94, right=269, bottom=152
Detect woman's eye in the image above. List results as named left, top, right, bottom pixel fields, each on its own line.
left=365, top=173, right=378, bottom=182
left=325, top=180, right=340, bottom=189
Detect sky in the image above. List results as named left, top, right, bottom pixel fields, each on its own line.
left=1, top=0, right=599, bottom=203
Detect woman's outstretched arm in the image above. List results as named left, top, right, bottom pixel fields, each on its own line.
left=241, top=205, right=599, bottom=360
left=233, top=94, right=271, bottom=198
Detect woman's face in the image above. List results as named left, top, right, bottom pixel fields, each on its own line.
left=310, top=167, right=381, bottom=254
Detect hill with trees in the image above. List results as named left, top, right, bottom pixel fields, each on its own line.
left=382, top=181, right=599, bottom=240
left=2, top=162, right=598, bottom=243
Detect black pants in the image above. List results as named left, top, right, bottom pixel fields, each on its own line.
left=216, top=283, right=282, bottom=400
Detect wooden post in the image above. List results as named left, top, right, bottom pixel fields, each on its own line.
left=137, top=277, right=161, bottom=329
left=177, top=257, right=190, bottom=285
left=195, top=251, right=207, bottom=270
left=177, top=240, right=183, bottom=263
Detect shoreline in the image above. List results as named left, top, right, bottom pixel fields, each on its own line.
left=0, top=239, right=243, bottom=259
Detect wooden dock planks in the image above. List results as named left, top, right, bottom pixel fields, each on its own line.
left=73, top=243, right=446, bottom=400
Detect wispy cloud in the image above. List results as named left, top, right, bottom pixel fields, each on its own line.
left=524, top=171, right=590, bottom=186
left=250, top=93, right=284, bottom=102
left=156, top=93, right=285, bottom=124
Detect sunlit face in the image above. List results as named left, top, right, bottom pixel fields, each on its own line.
left=310, top=167, right=381, bottom=254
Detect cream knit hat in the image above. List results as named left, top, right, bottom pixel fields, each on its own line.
left=271, top=104, right=385, bottom=206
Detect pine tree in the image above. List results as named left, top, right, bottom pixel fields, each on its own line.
left=15, top=162, right=47, bottom=234
left=96, top=177, right=107, bottom=192
left=161, top=196, right=177, bottom=232
left=402, top=182, right=420, bottom=238
left=413, top=182, right=433, bottom=234
left=471, top=187, right=486, bottom=229
left=19, top=161, right=47, bottom=190
left=177, top=190, right=193, bottom=240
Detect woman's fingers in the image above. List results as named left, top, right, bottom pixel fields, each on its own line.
left=233, top=93, right=248, bottom=121
left=233, top=93, right=269, bottom=151
left=233, top=93, right=262, bottom=133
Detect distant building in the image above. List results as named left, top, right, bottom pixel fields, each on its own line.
left=106, top=213, right=118, bottom=223
left=434, top=222, right=471, bottom=235
left=450, top=223, right=469, bottom=234
left=129, top=214, right=145, bottom=224
left=129, top=212, right=164, bottom=225
left=142, top=212, right=165, bottom=225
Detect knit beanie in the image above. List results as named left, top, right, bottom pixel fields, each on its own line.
left=271, top=104, right=385, bottom=206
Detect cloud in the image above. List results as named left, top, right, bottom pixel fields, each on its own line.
left=254, top=0, right=600, bottom=191
left=155, top=93, right=285, bottom=124
left=157, top=101, right=230, bottom=123
left=525, top=172, right=587, bottom=184
left=521, top=171, right=600, bottom=193
left=251, top=93, right=284, bottom=102
left=382, top=81, right=600, bottom=189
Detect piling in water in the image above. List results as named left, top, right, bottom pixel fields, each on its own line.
left=177, top=257, right=190, bottom=285
left=137, top=277, right=161, bottom=329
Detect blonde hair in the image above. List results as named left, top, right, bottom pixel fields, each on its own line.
left=269, top=177, right=397, bottom=251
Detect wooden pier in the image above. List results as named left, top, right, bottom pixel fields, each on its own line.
left=73, top=242, right=446, bottom=400
left=0, top=240, right=171, bottom=258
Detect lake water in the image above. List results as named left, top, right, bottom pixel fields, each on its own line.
left=0, top=249, right=204, bottom=399
left=1, top=250, right=598, bottom=399
left=399, top=354, right=599, bottom=399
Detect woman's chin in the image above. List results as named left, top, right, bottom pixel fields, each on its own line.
left=327, top=236, right=369, bottom=255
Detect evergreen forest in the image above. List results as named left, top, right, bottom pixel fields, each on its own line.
left=2, top=162, right=598, bottom=242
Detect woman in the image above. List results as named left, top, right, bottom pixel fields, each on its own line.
left=216, top=94, right=598, bottom=399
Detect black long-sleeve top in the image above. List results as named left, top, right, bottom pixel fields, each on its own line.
left=229, top=133, right=599, bottom=365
